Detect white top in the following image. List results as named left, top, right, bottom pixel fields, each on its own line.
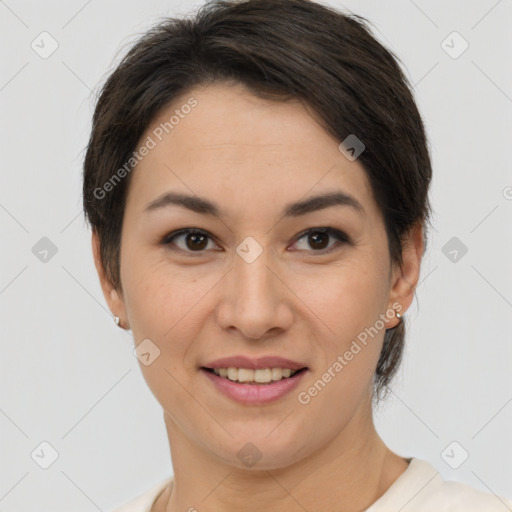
left=111, top=458, right=511, bottom=512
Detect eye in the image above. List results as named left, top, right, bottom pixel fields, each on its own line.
left=161, top=227, right=349, bottom=255
left=162, top=229, right=220, bottom=253
left=289, top=227, right=349, bottom=253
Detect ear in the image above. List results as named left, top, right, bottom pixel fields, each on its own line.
left=91, top=230, right=129, bottom=329
left=386, top=222, right=425, bottom=328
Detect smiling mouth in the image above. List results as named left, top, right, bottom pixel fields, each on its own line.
left=201, top=367, right=308, bottom=385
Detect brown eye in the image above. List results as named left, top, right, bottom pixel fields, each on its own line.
left=185, top=232, right=208, bottom=250
left=163, top=229, right=218, bottom=253
left=291, top=227, right=349, bottom=253
left=308, top=231, right=330, bottom=250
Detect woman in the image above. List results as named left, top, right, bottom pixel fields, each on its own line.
left=83, top=0, right=511, bottom=510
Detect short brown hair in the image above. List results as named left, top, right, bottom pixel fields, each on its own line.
left=83, top=0, right=432, bottom=398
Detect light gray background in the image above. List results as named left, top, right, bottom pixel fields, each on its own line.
left=1, top=0, right=511, bottom=510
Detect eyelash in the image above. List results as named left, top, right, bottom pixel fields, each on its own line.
left=161, top=227, right=350, bottom=255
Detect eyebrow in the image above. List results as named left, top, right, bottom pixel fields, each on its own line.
left=144, top=190, right=365, bottom=218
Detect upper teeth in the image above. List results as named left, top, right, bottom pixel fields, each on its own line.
left=212, top=367, right=299, bottom=383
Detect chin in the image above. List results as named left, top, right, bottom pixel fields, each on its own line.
left=209, top=431, right=312, bottom=472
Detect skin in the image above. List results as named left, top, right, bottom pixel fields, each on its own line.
left=93, top=82, right=424, bottom=512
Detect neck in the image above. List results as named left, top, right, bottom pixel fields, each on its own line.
left=157, top=406, right=408, bottom=512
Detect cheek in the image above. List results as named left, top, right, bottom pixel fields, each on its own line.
left=298, top=256, right=387, bottom=331
left=295, top=257, right=389, bottom=399
left=120, top=253, right=209, bottom=402
left=121, top=250, right=218, bottom=342
left=294, top=264, right=386, bottom=423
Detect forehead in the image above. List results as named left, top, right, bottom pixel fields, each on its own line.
left=127, top=82, right=377, bottom=220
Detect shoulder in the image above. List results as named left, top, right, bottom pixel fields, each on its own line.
left=110, top=477, right=173, bottom=512
left=367, top=458, right=512, bottom=512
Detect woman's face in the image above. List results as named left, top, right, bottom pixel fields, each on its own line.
left=96, top=82, right=421, bottom=470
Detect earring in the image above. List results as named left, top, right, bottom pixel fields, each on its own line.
left=114, top=316, right=121, bottom=327
left=395, top=310, right=403, bottom=322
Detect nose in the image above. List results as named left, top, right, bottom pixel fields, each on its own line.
left=216, top=248, right=294, bottom=340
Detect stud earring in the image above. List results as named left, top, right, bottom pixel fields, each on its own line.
left=114, top=316, right=121, bottom=327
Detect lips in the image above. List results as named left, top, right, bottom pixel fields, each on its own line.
left=200, top=355, right=310, bottom=404
left=201, top=365, right=309, bottom=404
